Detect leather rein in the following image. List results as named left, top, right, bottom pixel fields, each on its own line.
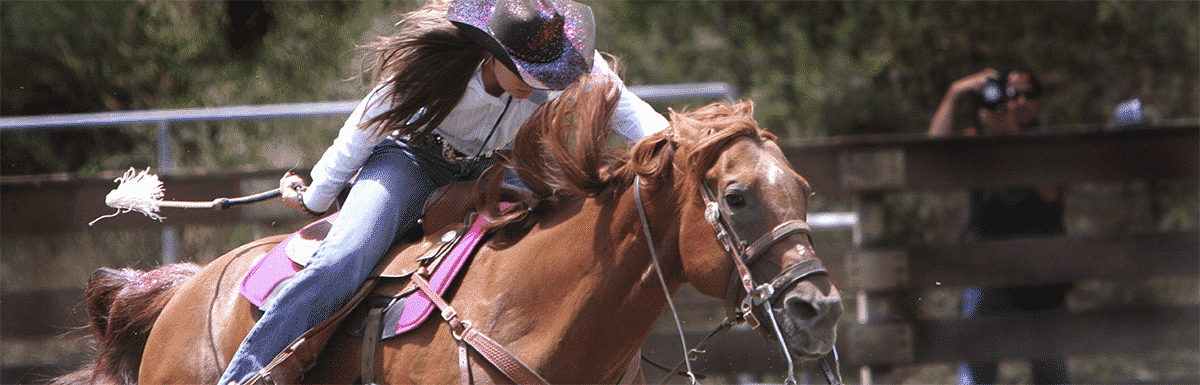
left=633, top=175, right=843, bottom=385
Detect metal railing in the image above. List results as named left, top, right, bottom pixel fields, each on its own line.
left=1, top=82, right=855, bottom=263
left=0, top=82, right=737, bottom=129
left=1, top=82, right=738, bottom=171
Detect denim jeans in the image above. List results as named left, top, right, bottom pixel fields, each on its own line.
left=218, top=138, right=494, bottom=385
left=958, top=187, right=1069, bottom=385
left=957, top=285, right=1071, bottom=385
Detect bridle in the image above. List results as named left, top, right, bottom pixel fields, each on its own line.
left=633, top=175, right=842, bottom=385
left=698, top=181, right=824, bottom=329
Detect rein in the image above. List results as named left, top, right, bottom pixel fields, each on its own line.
left=633, top=175, right=843, bottom=385
left=633, top=176, right=700, bottom=385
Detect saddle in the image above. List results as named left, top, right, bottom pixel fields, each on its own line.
left=239, top=182, right=506, bottom=384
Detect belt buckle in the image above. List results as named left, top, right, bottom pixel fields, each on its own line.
left=428, top=134, right=470, bottom=164
left=442, top=142, right=473, bottom=165
left=433, top=134, right=495, bottom=165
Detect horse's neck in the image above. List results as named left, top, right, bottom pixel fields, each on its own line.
left=467, top=188, right=682, bottom=380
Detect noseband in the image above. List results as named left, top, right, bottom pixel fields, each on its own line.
left=633, top=175, right=842, bottom=385
left=698, top=182, right=828, bottom=327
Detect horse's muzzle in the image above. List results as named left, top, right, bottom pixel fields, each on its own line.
left=774, top=276, right=843, bottom=358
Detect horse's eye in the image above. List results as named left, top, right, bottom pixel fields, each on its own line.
left=724, top=192, right=746, bottom=209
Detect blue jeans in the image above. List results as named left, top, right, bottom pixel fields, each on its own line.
left=957, top=286, right=1071, bottom=385
left=218, top=139, right=494, bottom=384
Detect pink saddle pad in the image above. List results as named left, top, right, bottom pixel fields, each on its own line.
left=393, top=210, right=493, bottom=335
left=240, top=213, right=338, bottom=309
left=240, top=204, right=507, bottom=336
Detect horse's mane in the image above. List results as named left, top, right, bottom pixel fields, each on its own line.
left=473, top=74, right=775, bottom=227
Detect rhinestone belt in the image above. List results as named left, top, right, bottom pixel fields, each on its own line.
left=425, top=133, right=493, bottom=165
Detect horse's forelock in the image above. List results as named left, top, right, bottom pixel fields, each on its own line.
left=667, top=101, right=771, bottom=194
left=606, top=100, right=769, bottom=196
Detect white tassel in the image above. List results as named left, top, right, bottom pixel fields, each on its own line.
left=89, top=167, right=166, bottom=226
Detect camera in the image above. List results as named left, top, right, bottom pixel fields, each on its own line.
left=976, top=76, right=1007, bottom=113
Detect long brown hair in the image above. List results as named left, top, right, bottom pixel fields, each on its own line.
left=470, top=73, right=621, bottom=226
left=360, top=0, right=486, bottom=140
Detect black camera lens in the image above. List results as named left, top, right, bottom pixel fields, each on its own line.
left=977, top=77, right=1007, bottom=113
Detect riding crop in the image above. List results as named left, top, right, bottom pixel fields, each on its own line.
left=89, top=167, right=281, bottom=226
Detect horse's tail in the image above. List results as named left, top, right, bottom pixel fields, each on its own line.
left=52, top=263, right=200, bottom=385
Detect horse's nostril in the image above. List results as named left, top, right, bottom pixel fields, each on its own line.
left=786, top=296, right=820, bottom=320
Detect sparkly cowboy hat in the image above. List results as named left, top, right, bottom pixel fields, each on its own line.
left=449, top=0, right=595, bottom=90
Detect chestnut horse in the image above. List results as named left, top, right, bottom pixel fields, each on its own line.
left=56, top=77, right=842, bottom=384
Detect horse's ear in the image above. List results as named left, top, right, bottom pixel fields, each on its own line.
left=734, top=100, right=755, bottom=116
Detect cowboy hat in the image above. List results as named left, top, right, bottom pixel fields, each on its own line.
left=449, top=0, right=595, bottom=90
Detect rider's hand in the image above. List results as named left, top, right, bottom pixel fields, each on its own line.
left=949, top=68, right=1000, bottom=97
left=280, top=171, right=319, bottom=215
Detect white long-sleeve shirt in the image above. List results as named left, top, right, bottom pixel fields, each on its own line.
left=302, top=52, right=669, bottom=212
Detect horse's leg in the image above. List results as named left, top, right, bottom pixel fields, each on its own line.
left=139, top=238, right=279, bottom=384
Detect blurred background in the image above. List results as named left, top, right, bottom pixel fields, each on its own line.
left=2, top=1, right=1197, bottom=384
left=3, top=1, right=1198, bottom=174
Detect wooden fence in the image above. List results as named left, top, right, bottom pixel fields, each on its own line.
left=3, top=124, right=1197, bottom=383
left=784, top=124, right=1199, bottom=384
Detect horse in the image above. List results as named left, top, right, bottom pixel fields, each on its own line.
left=54, top=75, right=843, bottom=384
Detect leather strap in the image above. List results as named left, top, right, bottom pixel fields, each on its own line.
left=361, top=306, right=385, bottom=384
left=743, top=220, right=812, bottom=266
left=410, top=273, right=548, bottom=384
left=695, top=180, right=843, bottom=385
left=460, top=327, right=547, bottom=385
left=458, top=339, right=472, bottom=384
left=634, top=176, right=698, bottom=384
left=410, top=270, right=458, bottom=323
left=769, top=258, right=828, bottom=295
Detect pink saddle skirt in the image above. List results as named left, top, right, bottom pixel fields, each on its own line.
left=240, top=207, right=500, bottom=338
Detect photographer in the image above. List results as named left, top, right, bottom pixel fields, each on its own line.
left=928, top=68, right=1071, bottom=384
left=929, top=68, right=1043, bottom=137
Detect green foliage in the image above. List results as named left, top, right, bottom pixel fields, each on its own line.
left=597, top=1, right=1198, bottom=137
left=2, top=0, right=415, bottom=174
left=2, top=0, right=1197, bottom=175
